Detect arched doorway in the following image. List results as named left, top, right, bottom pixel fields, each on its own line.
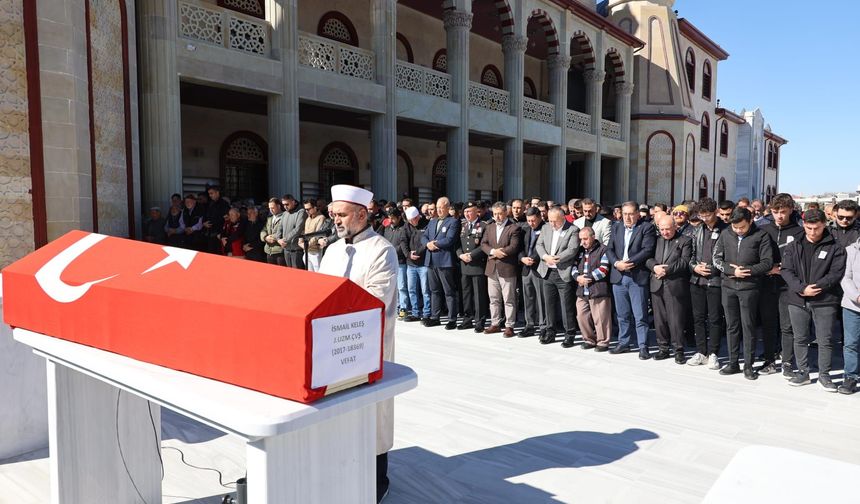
left=396, top=150, right=415, bottom=200
left=220, top=131, right=268, bottom=204
left=319, top=142, right=359, bottom=197
left=432, top=155, right=447, bottom=200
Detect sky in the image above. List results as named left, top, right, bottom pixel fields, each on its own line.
left=672, top=0, right=860, bottom=196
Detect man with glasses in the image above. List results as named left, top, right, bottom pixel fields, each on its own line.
left=830, top=200, right=860, bottom=249
left=573, top=198, right=611, bottom=246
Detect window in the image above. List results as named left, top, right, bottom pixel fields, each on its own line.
left=685, top=48, right=696, bottom=92
left=218, top=0, right=264, bottom=18
left=220, top=132, right=268, bottom=203
left=480, top=65, right=503, bottom=89
left=718, top=178, right=727, bottom=203
left=766, top=143, right=773, bottom=168
left=702, top=61, right=712, bottom=101
left=396, top=33, right=413, bottom=63
left=699, top=175, right=709, bottom=199
left=719, top=122, right=729, bottom=157
left=319, top=142, right=358, bottom=196
left=432, top=155, right=447, bottom=200
left=524, top=77, right=537, bottom=99
left=773, top=146, right=779, bottom=169
left=432, top=49, right=447, bottom=72
left=317, top=12, right=358, bottom=47
left=700, top=113, right=710, bottom=151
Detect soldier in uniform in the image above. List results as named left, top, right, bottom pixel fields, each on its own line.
left=456, top=201, right=489, bottom=332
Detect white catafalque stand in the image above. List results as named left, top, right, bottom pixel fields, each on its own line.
left=13, top=328, right=417, bottom=504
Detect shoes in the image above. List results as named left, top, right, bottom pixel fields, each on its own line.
left=818, top=374, right=838, bottom=393
left=404, top=315, right=420, bottom=322
left=484, top=325, right=501, bottom=335
left=423, top=318, right=440, bottom=327
left=474, top=325, right=485, bottom=333
left=456, top=321, right=474, bottom=330
left=782, top=363, right=794, bottom=380
left=838, top=377, right=857, bottom=395
left=788, top=372, right=811, bottom=386
left=503, top=327, right=515, bottom=338
left=719, top=364, right=741, bottom=375
left=687, top=353, right=707, bottom=366
left=674, top=352, right=686, bottom=365
left=653, top=349, right=670, bottom=361
left=595, top=345, right=609, bottom=352
left=398, top=309, right=407, bottom=319
left=519, top=326, right=535, bottom=338
left=707, top=353, right=720, bottom=370
left=743, top=367, right=758, bottom=381
left=581, top=342, right=597, bottom=350
left=639, top=348, right=651, bottom=360
left=540, top=329, right=555, bottom=345
left=444, top=321, right=457, bottom=330
left=610, top=345, right=630, bottom=355
left=561, top=336, right=576, bottom=348
left=758, top=362, right=778, bottom=375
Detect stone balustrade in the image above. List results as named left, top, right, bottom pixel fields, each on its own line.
left=298, top=32, right=375, bottom=81
left=395, top=61, right=452, bottom=99
left=601, top=119, right=622, bottom=140
left=566, top=110, right=591, bottom=133
left=468, top=82, right=510, bottom=114
left=523, top=97, right=555, bottom=124
left=178, top=0, right=269, bottom=57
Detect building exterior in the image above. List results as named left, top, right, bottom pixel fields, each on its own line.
left=735, top=108, right=787, bottom=203
left=0, top=0, right=786, bottom=269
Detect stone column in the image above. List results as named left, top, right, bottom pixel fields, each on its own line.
left=370, top=0, right=397, bottom=201
left=583, top=69, right=604, bottom=200
left=444, top=10, right=472, bottom=203
left=267, top=0, right=300, bottom=198
left=547, top=54, right=571, bottom=203
left=502, top=35, right=527, bottom=199
left=138, top=0, right=183, bottom=211
left=615, top=81, right=634, bottom=201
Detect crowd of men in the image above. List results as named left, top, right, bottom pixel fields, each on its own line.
left=143, top=188, right=860, bottom=395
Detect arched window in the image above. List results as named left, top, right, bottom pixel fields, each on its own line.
left=773, top=146, right=779, bottom=169
left=702, top=61, right=712, bottom=101
left=319, top=142, right=358, bottom=195
left=220, top=131, right=268, bottom=203
left=524, top=77, right=537, bottom=99
left=432, top=49, right=447, bottom=72
left=480, top=65, right=503, bottom=89
left=646, top=131, right=675, bottom=205
left=699, top=175, right=709, bottom=199
left=719, top=122, right=729, bottom=157
left=396, top=33, right=413, bottom=63
left=718, top=177, right=727, bottom=203
left=432, top=155, right=447, bottom=200
left=218, top=0, right=264, bottom=18
left=685, top=48, right=696, bottom=92
left=766, top=143, right=773, bottom=168
left=700, top=113, right=710, bottom=151
left=396, top=150, right=414, bottom=200
left=317, top=12, right=358, bottom=47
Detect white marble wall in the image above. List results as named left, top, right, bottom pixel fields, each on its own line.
left=0, top=275, right=48, bottom=461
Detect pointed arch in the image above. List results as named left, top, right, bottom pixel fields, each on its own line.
left=701, top=113, right=710, bottom=151
left=605, top=47, right=626, bottom=83
left=528, top=8, right=560, bottom=56
left=685, top=47, right=696, bottom=91
left=319, top=142, right=359, bottom=195
left=396, top=32, right=414, bottom=63
left=480, top=64, right=503, bottom=89
left=317, top=11, right=358, bottom=47
left=570, top=31, right=596, bottom=71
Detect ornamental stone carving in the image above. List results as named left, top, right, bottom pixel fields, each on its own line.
left=615, top=82, right=635, bottom=95
left=547, top=55, right=572, bottom=71
left=501, top=35, right=528, bottom=54
left=443, top=10, right=472, bottom=30
left=583, top=69, right=605, bottom=84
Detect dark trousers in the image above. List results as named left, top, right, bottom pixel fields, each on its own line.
left=377, top=453, right=389, bottom=501
left=461, top=273, right=489, bottom=327
left=284, top=249, right=305, bottom=269
left=789, top=303, right=839, bottom=375
left=521, top=272, right=545, bottom=330
left=722, top=287, right=759, bottom=367
left=542, top=269, right=576, bottom=335
left=652, top=287, right=686, bottom=351
left=690, top=284, right=724, bottom=356
left=266, top=253, right=286, bottom=266
left=429, top=266, right=458, bottom=321
left=760, top=288, right=792, bottom=365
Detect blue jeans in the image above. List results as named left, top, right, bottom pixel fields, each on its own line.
left=613, top=275, right=650, bottom=349
left=407, top=265, right=431, bottom=318
left=397, top=264, right=410, bottom=312
left=844, top=308, right=860, bottom=379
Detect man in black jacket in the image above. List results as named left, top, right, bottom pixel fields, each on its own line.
left=646, top=214, right=693, bottom=364
left=780, top=209, right=848, bottom=391
left=404, top=206, right=430, bottom=323
left=382, top=208, right=410, bottom=319
left=759, top=193, right=805, bottom=377
left=519, top=207, right=545, bottom=338
left=713, top=207, right=774, bottom=380
left=687, top=198, right=728, bottom=369
left=830, top=199, right=859, bottom=249
left=203, top=186, right=231, bottom=254
left=456, top=202, right=489, bottom=332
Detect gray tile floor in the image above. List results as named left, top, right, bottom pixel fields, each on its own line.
left=2, top=321, right=858, bottom=503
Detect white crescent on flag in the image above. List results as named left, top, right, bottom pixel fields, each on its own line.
left=34, top=233, right=117, bottom=303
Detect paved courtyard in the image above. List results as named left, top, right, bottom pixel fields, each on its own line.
left=2, top=320, right=858, bottom=503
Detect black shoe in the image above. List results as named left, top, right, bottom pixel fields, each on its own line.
left=719, top=364, right=741, bottom=375
left=838, top=377, right=857, bottom=395
left=561, top=336, right=575, bottom=348
left=424, top=319, right=440, bottom=327
left=456, top=321, right=474, bottom=330
left=758, top=362, right=778, bottom=375
left=639, top=348, right=651, bottom=360
left=581, top=342, right=596, bottom=350
left=674, top=352, right=686, bottom=365
left=782, top=363, right=794, bottom=380
left=404, top=315, right=420, bottom=322
left=519, top=326, right=535, bottom=338
left=474, top=325, right=485, bottom=333
left=818, top=374, right=838, bottom=392
left=444, top=321, right=457, bottom=330
left=654, top=349, right=671, bottom=361
left=595, top=345, right=609, bottom=352
left=610, top=345, right=630, bottom=355
left=744, top=367, right=758, bottom=381
left=540, top=329, right=555, bottom=345
left=789, top=372, right=811, bottom=386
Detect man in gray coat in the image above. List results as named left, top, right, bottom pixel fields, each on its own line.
left=537, top=207, right=580, bottom=346
left=279, top=194, right=307, bottom=269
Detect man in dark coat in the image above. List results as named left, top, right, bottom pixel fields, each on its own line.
left=456, top=202, right=489, bottom=332
left=422, top=197, right=461, bottom=329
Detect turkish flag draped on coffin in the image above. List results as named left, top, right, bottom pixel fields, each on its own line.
left=1, top=230, right=385, bottom=403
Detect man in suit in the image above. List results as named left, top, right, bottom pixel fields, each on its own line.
left=422, top=197, right=461, bottom=329
left=606, top=201, right=657, bottom=360
left=480, top=201, right=524, bottom=338
left=536, top=207, right=581, bottom=346
left=519, top=207, right=545, bottom=338
left=646, top=214, right=693, bottom=364
left=573, top=198, right=611, bottom=246
left=457, top=202, right=489, bottom=332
